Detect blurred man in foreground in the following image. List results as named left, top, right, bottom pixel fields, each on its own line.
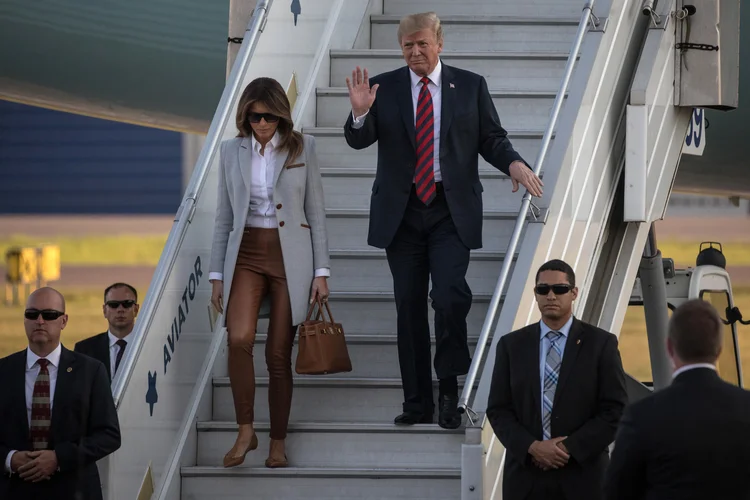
left=604, top=299, right=750, bottom=499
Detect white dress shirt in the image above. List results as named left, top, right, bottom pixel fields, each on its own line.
left=108, top=331, right=130, bottom=377
left=208, top=132, right=330, bottom=282
left=5, top=344, right=62, bottom=473
left=351, top=59, right=443, bottom=182
left=672, top=363, right=717, bottom=379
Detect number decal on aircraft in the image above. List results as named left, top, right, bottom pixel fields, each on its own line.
left=686, top=108, right=703, bottom=147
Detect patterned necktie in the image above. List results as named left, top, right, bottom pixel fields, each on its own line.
left=415, top=76, right=436, bottom=205
left=30, top=358, right=51, bottom=450
left=542, top=331, right=563, bottom=441
left=114, top=339, right=127, bottom=374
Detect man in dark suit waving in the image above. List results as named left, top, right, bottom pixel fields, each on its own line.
left=0, top=287, right=121, bottom=500
left=344, top=11, right=544, bottom=429
left=486, top=260, right=628, bottom=500
left=75, top=282, right=139, bottom=381
left=604, top=299, right=750, bottom=499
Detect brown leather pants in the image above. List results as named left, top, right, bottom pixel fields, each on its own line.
left=226, top=228, right=295, bottom=440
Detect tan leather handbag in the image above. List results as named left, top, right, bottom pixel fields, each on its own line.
left=295, top=298, right=352, bottom=375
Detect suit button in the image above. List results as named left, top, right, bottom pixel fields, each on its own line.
left=276, top=204, right=282, bottom=209
left=279, top=221, right=285, bottom=227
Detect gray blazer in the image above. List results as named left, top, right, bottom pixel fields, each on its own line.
left=209, top=134, right=330, bottom=326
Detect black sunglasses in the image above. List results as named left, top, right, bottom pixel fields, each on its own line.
left=535, top=284, right=572, bottom=296
left=24, top=309, right=65, bottom=321
left=106, top=300, right=136, bottom=309
left=247, top=112, right=280, bottom=123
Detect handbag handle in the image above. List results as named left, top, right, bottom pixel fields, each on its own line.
left=304, top=299, right=324, bottom=322
left=320, top=298, right=335, bottom=324
left=304, top=297, right=336, bottom=324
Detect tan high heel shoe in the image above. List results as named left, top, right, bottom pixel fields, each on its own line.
left=223, top=432, right=258, bottom=468
left=265, top=438, right=289, bottom=468
left=264, top=454, right=288, bottom=468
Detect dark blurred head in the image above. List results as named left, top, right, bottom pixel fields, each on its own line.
left=24, top=287, right=67, bottom=355
left=103, top=283, right=139, bottom=337
left=667, top=299, right=723, bottom=367
left=235, top=77, right=303, bottom=164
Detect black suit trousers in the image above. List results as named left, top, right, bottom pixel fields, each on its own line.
left=385, top=183, right=472, bottom=413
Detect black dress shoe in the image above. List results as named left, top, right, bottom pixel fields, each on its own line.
left=438, top=394, right=461, bottom=429
left=394, top=411, right=434, bottom=425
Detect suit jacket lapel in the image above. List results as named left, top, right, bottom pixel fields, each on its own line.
left=527, top=324, right=542, bottom=420
left=275, top=149, right=303, bottom=187
left=397, top=67, right=416, bottom=152
left=553, top=319, right=584, bottom=406
left=98, top=333, right=111, bottom=380
left=13, top=351, right=30, bottom=441
left=439, top=64, right=456, bottom=152
left=51, top=347, right=76, bottom=440
left=238, top=137, right=253, bottom=193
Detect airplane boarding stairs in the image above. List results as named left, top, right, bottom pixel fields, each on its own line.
left=102, top=1, right=700, bottom=499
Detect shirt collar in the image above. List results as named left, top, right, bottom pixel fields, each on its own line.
left=410, top=59, right=442, bottom=89
left=26, top=343, right=62, bottom=370
left=251, top=131, right=280, bottom=153
left=108, top=330, right=131, bottom=348
left=672, top=363, right=717, bottom=379
left=540, top=315, right=574, bottom=340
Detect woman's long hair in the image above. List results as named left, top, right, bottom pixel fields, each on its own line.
left=235, top=77, right=304, bottom=166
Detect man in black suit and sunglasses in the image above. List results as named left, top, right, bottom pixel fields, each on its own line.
left=486, top=259, right=628, bottom=500
left=75, top=283, right=140, bottom=382
left=0, top=287, right=120, bottom=500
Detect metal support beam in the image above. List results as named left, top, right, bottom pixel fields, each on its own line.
left=639, top=226, right=673, bottom=390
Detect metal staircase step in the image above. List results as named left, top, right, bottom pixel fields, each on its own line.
left=382, top=0, right=585, bottom=17
left=251, top=333, right=482, bottom=379
left=330, top=49, right=571, bottom=90
left=323, top=248, right=512, bottom=294
left=371, top=15, right=579, bottom=52
left=212, top=377, right=476, bottom=423
left=316, top=87, right=562, bottom=129
left=195, top=421, right=463, bottom=468
left=304, top=126, right=551, bottom=171
left=321, top=207, right=528, bottom=254
left=256, top=289, right=502, bottom=335
left=277, top=289, right=497, bottom=334
left=322, top=170, right=531, bottom=213
left=181, top=467, right=461, bottom=500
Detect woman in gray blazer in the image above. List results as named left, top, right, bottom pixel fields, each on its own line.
left=208, top=77, right=330, bottom=469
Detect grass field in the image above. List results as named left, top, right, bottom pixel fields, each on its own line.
left=0, top=234, right=168, bottom=266
left=1, top=234, right=749, bottom=267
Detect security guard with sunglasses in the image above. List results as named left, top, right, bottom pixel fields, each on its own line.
left=486, top=259, right=628, bottom=500
left=74, top=282, right=139, bottom=382
left=0, top=286, right=121, bottom=500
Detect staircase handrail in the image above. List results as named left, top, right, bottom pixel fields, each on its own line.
left=458, top=0, right=601, bottom=418
left=111, top=0, right=275, bottom=407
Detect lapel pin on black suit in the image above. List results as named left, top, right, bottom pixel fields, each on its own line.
left=576, top=339, right=581, bottom=345
left=449, top=83, right=455, bottom=88
left=67, top=367, right=72, bottom=372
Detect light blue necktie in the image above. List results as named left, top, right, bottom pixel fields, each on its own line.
left=542, top=331, right=563, bottom=440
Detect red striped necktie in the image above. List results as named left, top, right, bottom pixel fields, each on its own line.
left=415, top=76, right=436, bottom=205
left=30, top=358, right=51, bottom=450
